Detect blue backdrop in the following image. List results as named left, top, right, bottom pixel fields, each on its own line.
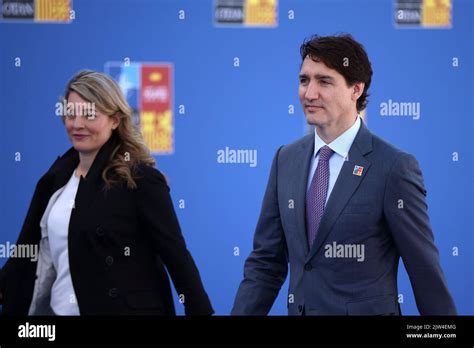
left=1, top=0, right=472, bottom=315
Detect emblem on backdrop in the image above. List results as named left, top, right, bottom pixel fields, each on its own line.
left=0, top=0, right=72, bottom=23
left=105, top=62, right=174, bottom=155
left=214, top=0, right=278, bottom=27
left=394, top=0, right=452, bottom=28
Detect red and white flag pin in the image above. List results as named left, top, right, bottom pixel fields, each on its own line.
left=353, top=165, right=364, bottom=176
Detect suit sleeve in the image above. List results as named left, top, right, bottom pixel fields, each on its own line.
left=231, top=146, right=289, bottom=315
left=136, top=165, right=214, bottom=315
left=384, top=152, right=457, bottom=315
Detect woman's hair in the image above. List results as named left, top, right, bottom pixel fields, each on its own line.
left=62, top=70, right=156, bottom=189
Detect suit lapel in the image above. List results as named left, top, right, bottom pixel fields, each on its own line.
left=306, top=122, right=373, bottom=262
left=292, top=135, right=314, bottom=256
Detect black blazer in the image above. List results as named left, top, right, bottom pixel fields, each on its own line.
left=0, top=134, right=213, bottom=315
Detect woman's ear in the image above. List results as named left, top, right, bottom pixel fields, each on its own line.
left=111, top=114, right=121, bottom=130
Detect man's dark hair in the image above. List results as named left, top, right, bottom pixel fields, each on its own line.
left=300, top=34, right=373, bottom=112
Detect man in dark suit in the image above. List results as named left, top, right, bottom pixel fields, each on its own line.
left=231, top=34, right=457, bottom=315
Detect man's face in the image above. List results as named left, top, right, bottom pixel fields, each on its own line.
left=299, top=56, right=358, bottom=130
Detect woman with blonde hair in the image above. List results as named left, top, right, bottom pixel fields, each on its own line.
left=0, top=70, right=213, bottom=315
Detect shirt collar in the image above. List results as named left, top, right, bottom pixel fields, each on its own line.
left=313, top=115, right=361, bottom=159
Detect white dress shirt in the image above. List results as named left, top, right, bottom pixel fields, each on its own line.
left=48, top=171, right=80, bottom=315
left=307, top=115, right=362, bottom=205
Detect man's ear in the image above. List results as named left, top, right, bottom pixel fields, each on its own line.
left=352, top=82, right=365, bottom=102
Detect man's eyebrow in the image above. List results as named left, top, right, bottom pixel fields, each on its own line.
left=298, top=73, right=334, bottom=80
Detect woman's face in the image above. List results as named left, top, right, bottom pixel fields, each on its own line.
left=64, top=92, right=119, bottom=155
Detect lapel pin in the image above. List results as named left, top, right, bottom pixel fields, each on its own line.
left=353, top=165, right=364, bottom=176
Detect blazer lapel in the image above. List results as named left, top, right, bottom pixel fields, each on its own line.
left=48, top=149, right=79, bottom=193
left=306, top=122, right=373, bottom=262
left=73, top=132, right=120, bottom=210
left=45, top=133, right=120, bottom=209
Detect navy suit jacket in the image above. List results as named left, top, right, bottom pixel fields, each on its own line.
left=232, top=122, right=457, bottom=315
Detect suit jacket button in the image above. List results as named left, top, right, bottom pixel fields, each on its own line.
left=96, top=226, right=104, bottom=236
left=108, top=288, right=118, bottom=298
left=105, top=256, right=114, bottom=266
left=304, top=264, right=312, bottom=271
